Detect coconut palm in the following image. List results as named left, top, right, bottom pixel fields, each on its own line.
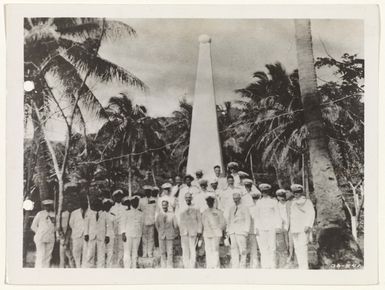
left=294, top=19, right=362, bottom=266
left=234, top=63, right=308, bottom=187
left=24, top=18, right=145, bottom=203
left=96, top=93, right=166, bottom=194
left=164, top=99, right=193, bottom=173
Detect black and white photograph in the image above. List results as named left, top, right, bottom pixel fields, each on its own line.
left=5, top=3, right=380, bottom=285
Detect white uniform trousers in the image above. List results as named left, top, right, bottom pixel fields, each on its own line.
left=142, top=225, right=155, bottom=258
left=181, top=235, right=197, bottom=268
left=105, top=237, right=114, bottom=268
left=258, top=230, right=276, bottom=269
left=113, top=234, right=124, bottom=267
left=248, top=234, right=259, bottom=268
left=85, top=239, right=106, bottom=268
left=123, top=237, right=141, bottom=268
left=34, top=241, right=54, bottom=268
left=204, top=237, right=221, bottom=268
left=159, top=239, right=174, bottom=268
left=292, top=232, right=309, bottom=269
left=72, top=237, right=87, bottom=268
left=59, top=240, right=75, bottom=268
left=229, top=234, right=247, bottom=268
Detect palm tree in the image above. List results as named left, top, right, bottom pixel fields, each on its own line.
left=164, top=99, right=193, bottom=173
left=97, top=93, right=165, bottom=195
left=294, top=19, right=362, bottom=266
left=235, top=63, right=307, bottom=188
left=24, top=17, right=144, bottom=205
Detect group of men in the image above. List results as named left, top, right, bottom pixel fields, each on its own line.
left=30, top=162, right=315, bottom=269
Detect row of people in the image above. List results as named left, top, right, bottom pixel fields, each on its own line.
left=31, top=171, right=315, bottom=269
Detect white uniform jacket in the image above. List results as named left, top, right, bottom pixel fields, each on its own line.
left=252, top=197, right=281, bottom=231
left=202, top=208, right=226, bottom=238
left=120, top=208, right=144, bottom=238
left=31, top=210, right=55, bottom=243
left=289, top=197, right=315, bottom=233
left=84, top=210, right=113, bottom=241
left=69, top=208, right=89, bottom=239
left=178, top=205, right=202, bottom=236
left=227, top=204, right=251, bottom=236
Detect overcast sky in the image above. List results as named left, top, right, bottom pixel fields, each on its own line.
left=34, top=19, right=364, bottom=140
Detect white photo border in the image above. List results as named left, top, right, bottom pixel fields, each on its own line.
left=5, top=3, right=379, bottom=285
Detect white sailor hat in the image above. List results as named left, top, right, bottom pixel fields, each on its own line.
left=227, top=161, right=239, bottom=169
left=161, top=183, right=172, bottom=189
left=41, top=199, right=54, bottom=205
left=238, top=171, right=249, bottom=178
left=276, top=189, right=287, bottom=197
left=112, top=189, right=124, bottom=197
left=258, top=183, right=272, bottom=191
left=130, top=196, right=140, bottom=202
left=152, top=186, right=160, bottom=192
left=290, top=184, right=304, bottom=193
left=143, top=185, right=153, bottom=190
left=102, top=198, right=114, bottom=205
left=121, top=196, right=130, bottom=203
left=243, top=178, right=253, bottom=185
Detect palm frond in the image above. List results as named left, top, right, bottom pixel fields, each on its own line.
left=46, top=55, right=108, bottom=119
left=60, top=44, right=145, bottom=89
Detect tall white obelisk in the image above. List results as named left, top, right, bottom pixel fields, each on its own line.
left=186, top=35, right=223, bottom=177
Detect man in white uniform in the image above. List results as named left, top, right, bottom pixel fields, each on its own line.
left=242, top=179, right=260, bottom=268
left=226, top=191, right=251, bottom=268
left=139, top=185, right=157, bottom=258
left=209, top=179, right=222, bottom=208
left=240, top=178, right=257, bottom=208
left=195, top=179, right=212, bottom=213
left=220, top=175, right=242, bottom=221
left=110, top=189, right=126, bottom=267
left=155, top=200, right=178, bottom=268
left=178, top=192, right=202, bottom=268
left=31, top=199, right=56, bottom=268
left=158, top=183, right=176, bottom=212
left=289, top=184, right=315, bottom=269
left=213, top=165, right=227, bottom=190
left=252, top=183, right=281, bottom=269
left=275, top=189, right=290, bottom=268
left=227, top=162, right=241, bottom=187
left=171, top=176, right=183, bottom=197
left=178, top=175, right=200, bottom=213
left=84, top=199, right=113, bottom=268
left=202, top=193, right=226, bottom=268
left=69, top=195, right=89, bottom=268
left=121, top=196, right=144, bottom=268
left=192, top=169, right=204, bottom=188
left=103, top=198, right=115, bottom=268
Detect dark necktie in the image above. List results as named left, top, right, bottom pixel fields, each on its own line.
left=234, top=206, right=238, bottom=216
left=96, top=211, right=99, bottom=221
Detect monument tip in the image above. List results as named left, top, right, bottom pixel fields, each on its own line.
left=198, top=34, right=211, bottom=44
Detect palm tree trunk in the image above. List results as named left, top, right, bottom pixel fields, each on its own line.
left=31, top=106, right=51, bottom=201
left=294, top=19, right=363, bottom=266
left=150, top=154, right=157, bottom=186
left=128, top=155, right=132, bottom=196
